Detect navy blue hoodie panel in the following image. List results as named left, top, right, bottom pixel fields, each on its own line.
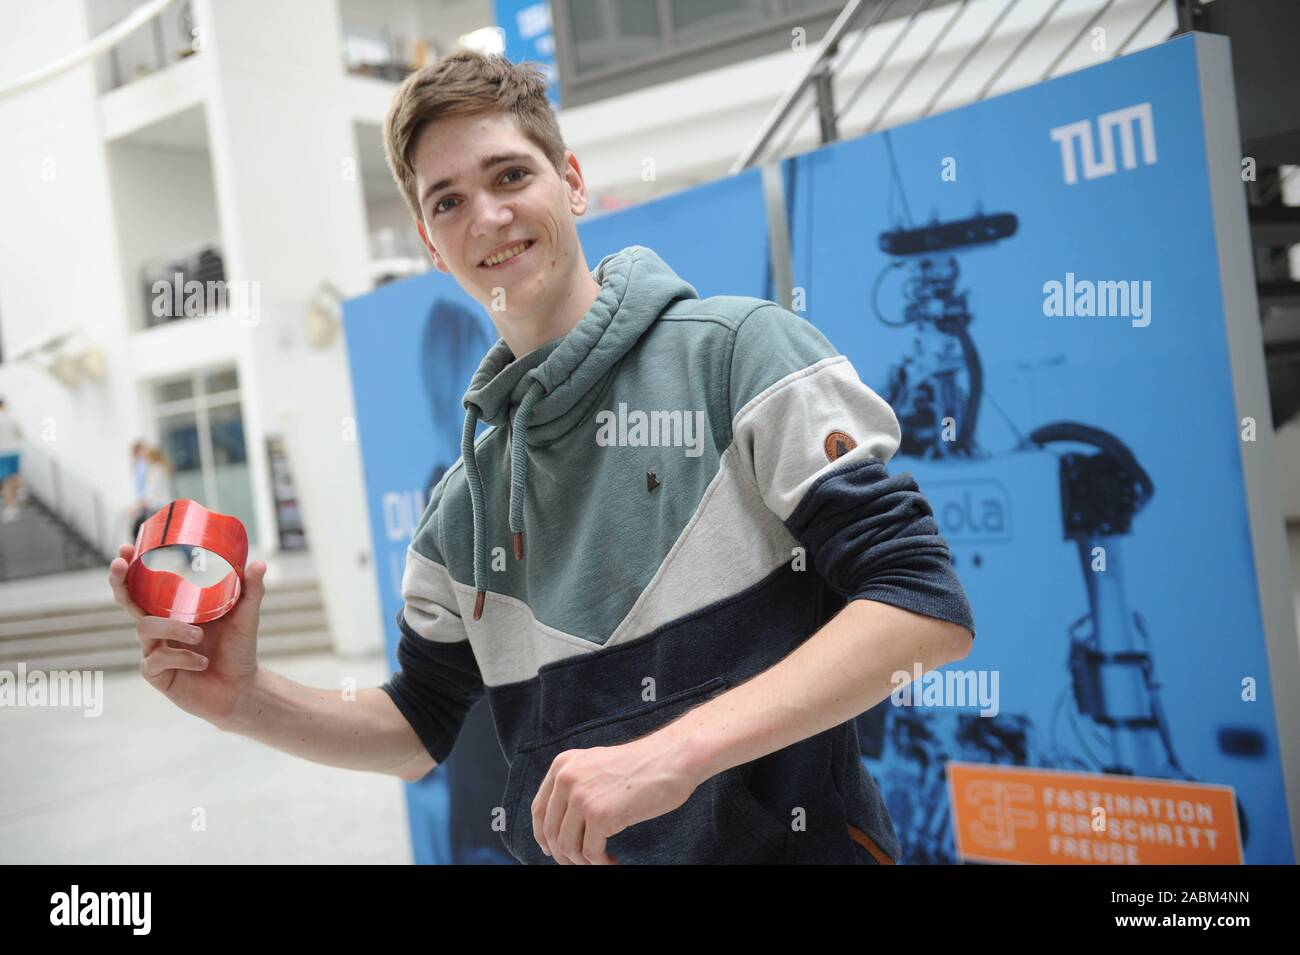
left=379, top=610, right=486, bottom=767
left=785, top=457, right=976, bottom=638
left=484, top=562, right=899, bottom=864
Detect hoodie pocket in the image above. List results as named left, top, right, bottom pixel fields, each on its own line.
left=847, top=822, right=895, bottom=864
left=499, top=676, right=793, bottom=864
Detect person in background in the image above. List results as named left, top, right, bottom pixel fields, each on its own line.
left=142, top=446, right=174, bottom=515
left=0, top=396, right=24, bottom=522
left=129, top=440, right=150, bottom=541
left=130, top=444, right=174, bottom=541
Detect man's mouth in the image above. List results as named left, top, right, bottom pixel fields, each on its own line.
left=479, top=239, right=535, bottom=269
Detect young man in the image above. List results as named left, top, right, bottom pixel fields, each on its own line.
left=109, top=50, right=974, bottom=866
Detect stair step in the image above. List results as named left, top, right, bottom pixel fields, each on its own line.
left=13, top=629, right=335, bottom=674
left=0, top=581, right=323, bottom=626
left=0, top=496, right=111, bottom=585
left=0, top=608, right=329, bottom=661
left=0, top=559, right=104, bottom=583
left=0, top=590, right=326, bottom=639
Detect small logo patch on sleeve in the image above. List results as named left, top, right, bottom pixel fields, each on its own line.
left=824, top=430, right=857, bottom=462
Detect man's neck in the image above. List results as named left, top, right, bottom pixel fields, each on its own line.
left=494, top=267, right=603, bottom=359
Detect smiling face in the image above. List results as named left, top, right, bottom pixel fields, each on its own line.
left=412, top=112, right=593, bottom=342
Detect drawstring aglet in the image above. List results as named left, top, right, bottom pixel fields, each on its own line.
left=513, top=531, right=523, bottom=560
left=473, top=590, right=485, bottom=621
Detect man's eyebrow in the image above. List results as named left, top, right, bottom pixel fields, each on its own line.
left=421, top=153, right=533, bottom=205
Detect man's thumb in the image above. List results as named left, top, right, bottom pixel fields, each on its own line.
left=234, top=560, right=268, bottom=625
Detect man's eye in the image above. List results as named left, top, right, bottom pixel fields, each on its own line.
left=503, top=168, right=528, bottom=184
left=434, top=197, right=458, bottom=214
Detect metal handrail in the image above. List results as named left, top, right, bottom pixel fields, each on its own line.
left=733, top=0, right=1173, bottom=173
left=7, top=440, right=112, bottom=561
left=730, top=0, right=879, bottom=174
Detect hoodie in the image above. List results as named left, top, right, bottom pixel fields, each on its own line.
left=381, top=244, right=975, bottom=864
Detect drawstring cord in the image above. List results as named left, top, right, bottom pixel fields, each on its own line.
left=509, top=381, right=543, bottom=561
left=460, top=407, right=487, bottom=621
left=462, top=378, right=545, bottom=620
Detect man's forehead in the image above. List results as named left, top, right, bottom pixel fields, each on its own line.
left=414, top=115, right=537, bottom=180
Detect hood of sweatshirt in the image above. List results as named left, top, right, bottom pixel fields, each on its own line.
left=457, top=244, right=699, bottom=618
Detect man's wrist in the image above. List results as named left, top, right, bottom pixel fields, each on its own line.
left=216, top=666, right=270, bottom=735
left=658, top=715, right=727, bottom=786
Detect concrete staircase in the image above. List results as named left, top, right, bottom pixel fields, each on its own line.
left=0, top=496, right=105, bottom=582
left=0, top=576, right=333, bottom=673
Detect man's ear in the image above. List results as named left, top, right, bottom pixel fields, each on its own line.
left=563, top=150, right=589, bottom=217
left=416, top=220, right=449, bottom=274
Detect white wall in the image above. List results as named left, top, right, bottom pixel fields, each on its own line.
left=192, top=0, right=384, bottom=655
left=338, top=0, right=494, bottom=62
left=106, top=138, right=221, bottom=331
left=1, top=0, right=387, bottom=657
left=0, top=0, right=144, bottom=544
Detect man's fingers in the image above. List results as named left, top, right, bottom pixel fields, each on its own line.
left=542, top=783, right=580, bottom=865
left=557, top=803, right=591, bottom=864
left=140, top=646, right=208, bottom=682
left=582, top=821, right=616, bottom=865
left=138, top=615, right=204, bottom=646
left=230, top=560, right=267, bottom=633
left=532, top=773, right=557, bottom=858
left=107, top=555, right=145, bottom=621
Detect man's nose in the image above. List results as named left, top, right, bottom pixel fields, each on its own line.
left=470, top=194, right=514, bottom=235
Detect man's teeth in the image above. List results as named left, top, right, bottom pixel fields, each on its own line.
left=483, top=241, right=531, bottom=266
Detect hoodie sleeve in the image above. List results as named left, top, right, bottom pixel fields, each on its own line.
left=379, top=480, right=486, bottom=767
left=728, top=303, right=975, bottom=639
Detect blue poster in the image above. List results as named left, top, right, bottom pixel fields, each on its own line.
left=786, top=34, right=1291, bottom=863
left=493, top=0, right=560, bottom=107
left=345, top=35, right=1292, bottom=864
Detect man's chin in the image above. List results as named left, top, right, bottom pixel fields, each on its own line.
left=477, top=286, right=538, bottom=314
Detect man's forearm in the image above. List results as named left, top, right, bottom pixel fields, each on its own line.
left=659, top=599, right=973, bottom=784
left=218, top=667, right=434, bottom=781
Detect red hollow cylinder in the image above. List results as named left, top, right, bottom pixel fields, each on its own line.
left=125, top=499, right=249, bottom=624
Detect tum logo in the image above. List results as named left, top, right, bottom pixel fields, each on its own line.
left=1049, top=102, right=1156, bottom=185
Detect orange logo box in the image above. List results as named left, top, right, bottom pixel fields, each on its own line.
left=946, top=762, right=1243, bottom=865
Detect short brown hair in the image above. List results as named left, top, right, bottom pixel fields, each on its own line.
left=383, top=50, right=567, bottom=223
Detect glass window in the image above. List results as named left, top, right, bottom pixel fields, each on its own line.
left=157, top=410, right=204, bottom=504
left=207, top=404, right=248, bottom=466
left=207, top=403, right=256, bottom=538
left=203, top=368, right=239, bottom=396
left=558, top=0, right=848, bottom=106
left=151, top=367, right=257, bottom=542
left=571, top=0, right=664, bottom=73
left=671, top=0, right=773, bottom=42
left=155, top=377, right=194, bottom=404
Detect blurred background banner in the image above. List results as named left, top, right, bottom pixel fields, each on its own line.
left=493, top=0, right=559, bottom=107
left=346, top=33, right=1296, bottom=865
left=788, top=33, right=1294, bottom=864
